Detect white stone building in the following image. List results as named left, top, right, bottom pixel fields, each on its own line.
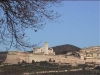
left=33, top=42, right=55, bottom=55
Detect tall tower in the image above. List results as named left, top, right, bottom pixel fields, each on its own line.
left=44, top=42, right=48, bottom=54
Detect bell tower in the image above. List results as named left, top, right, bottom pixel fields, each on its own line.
left=44, top=42, right=48, bottom=54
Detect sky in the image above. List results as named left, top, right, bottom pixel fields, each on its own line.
left=0, top=1, right=100, bottom=51
left=25, top=1, right=99, bottom=49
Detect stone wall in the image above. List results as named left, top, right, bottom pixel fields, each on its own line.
left=0, top=46, right=99, bottom=65
left=4, top=54, right=20, bottom=64
left=1, top=52, right=99, bottom=65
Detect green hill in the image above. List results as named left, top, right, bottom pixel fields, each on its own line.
left=52, top=44, right=81, bottom=55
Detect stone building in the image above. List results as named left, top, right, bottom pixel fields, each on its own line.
left=0, top=44, right=99, bottom=66
left=33, top=42, right=55, bottom=55
left=74, top=46, right=100, bottom=60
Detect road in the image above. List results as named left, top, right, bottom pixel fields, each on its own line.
left=23, top=68, right=83, bottom=75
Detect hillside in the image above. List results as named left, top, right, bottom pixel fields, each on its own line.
left=52, top=44, right=81, bottom=55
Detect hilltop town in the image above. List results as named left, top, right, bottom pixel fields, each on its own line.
left=0, top=42, right=100, bottom=66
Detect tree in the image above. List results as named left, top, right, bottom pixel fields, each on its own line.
left=0, top=0, right=61, bottom=50
left=49, top=58, right=52, bottom=62
left=53, top=60, right=55, bottom=62
left=32, top=60, right=35, bottom=64
left=21, top=60, right=26, bottom=64
left=0, top=60, right=3, bottom=65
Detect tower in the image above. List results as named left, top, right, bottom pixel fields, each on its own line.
left=44, top=42, right=48, bottom=54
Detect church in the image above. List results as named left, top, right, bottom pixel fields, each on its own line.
left=33, top=42, right=55, bottom=55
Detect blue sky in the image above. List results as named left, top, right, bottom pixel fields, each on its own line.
left=1, top=1, right=99, bottom=51
left=0, top=1, right=100, bottom=50
left=25, top=1, right=99, bottom=49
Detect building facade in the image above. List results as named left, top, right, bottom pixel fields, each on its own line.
left=33, top=42, right=55, bottom=55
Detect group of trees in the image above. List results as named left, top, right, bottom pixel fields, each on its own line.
left=0, top=0, right=61, bottom=50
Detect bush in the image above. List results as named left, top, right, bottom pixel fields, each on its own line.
left=32, top=60, right=35, bottom=64
left=94, top=66, right=100, bottom=70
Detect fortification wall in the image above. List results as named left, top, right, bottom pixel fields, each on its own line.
left=19, top=52, right=27, bottom=63
left=32, top=55, right=55, bottom=62
left=4, top=54, right=20, bottom=64
left=1, top=49, right=99, bottom=65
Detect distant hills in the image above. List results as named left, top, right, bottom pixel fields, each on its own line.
left=52, top=44, right=81, bottom=55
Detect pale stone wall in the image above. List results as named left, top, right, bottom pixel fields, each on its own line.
left=31, top=54, right=56, bottom=62
left=0, top=46, right=99, bottom=65
left=4, top=52, right=20, bottom=64
left=1, top=52, right=99, bottom=65
left=3, top=51, right=26, bottom=64
left=19, top=52, right=27, bottom=63
left=26, top=54, right=33, bottom=63
left=33, top=47, right=44, bottom=54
